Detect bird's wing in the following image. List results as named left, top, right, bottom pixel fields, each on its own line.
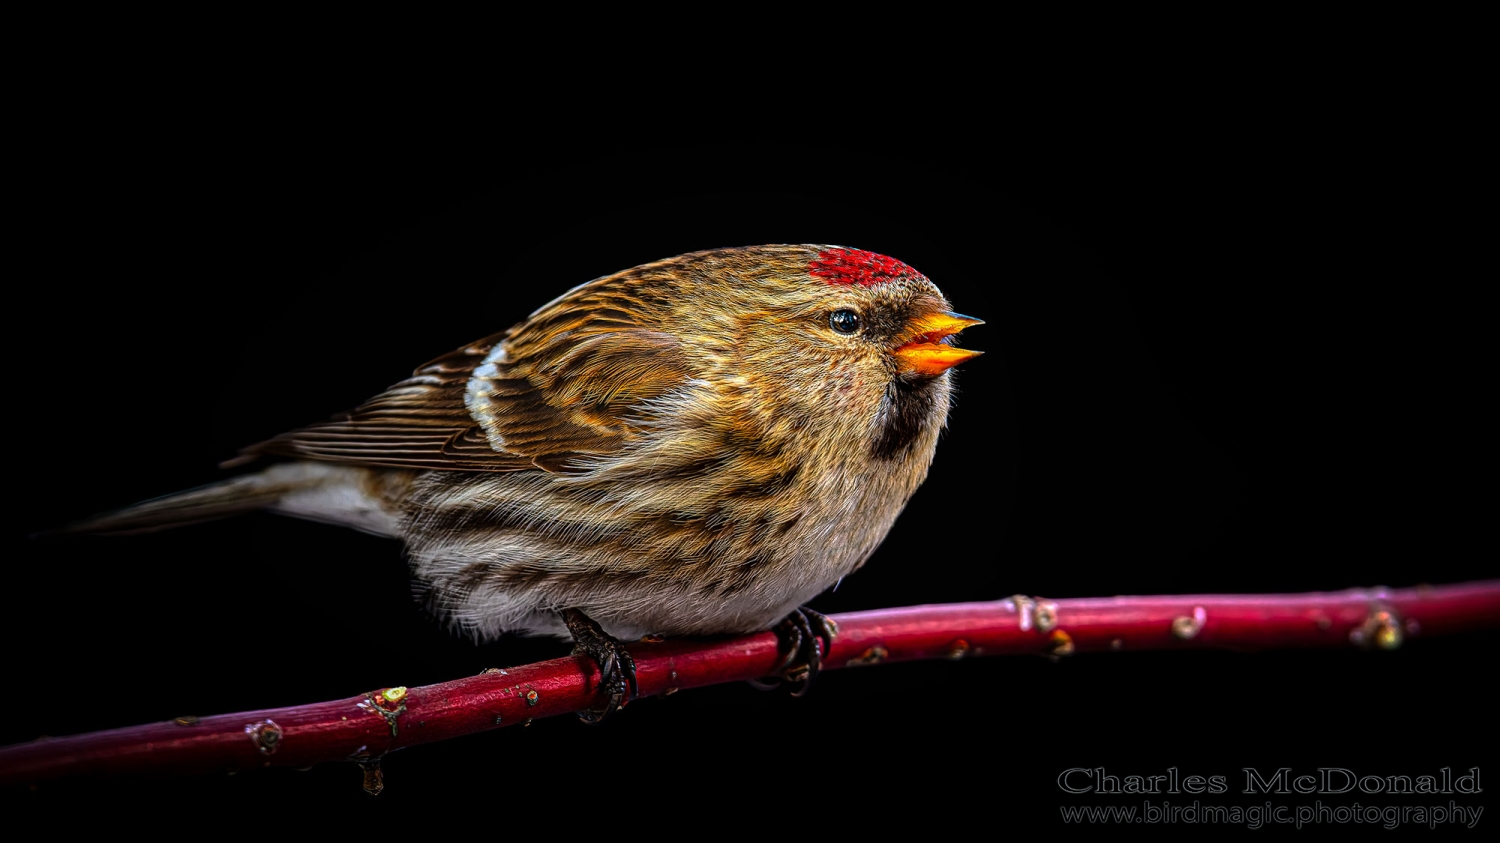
left=231, top=311, right=694, bottom=473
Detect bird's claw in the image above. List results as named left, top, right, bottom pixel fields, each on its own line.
left=750, top=606, right=837, bottom=697
left=562, top=608, right=638, bottom=723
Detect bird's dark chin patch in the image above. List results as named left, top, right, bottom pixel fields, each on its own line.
left=870, top=377, right=940, bottom=461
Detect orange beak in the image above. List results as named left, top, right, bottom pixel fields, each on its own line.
left=894, top=311, right=984, bottom=376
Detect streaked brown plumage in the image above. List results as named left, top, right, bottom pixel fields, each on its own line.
left=61, top=244, right=981, bottom=713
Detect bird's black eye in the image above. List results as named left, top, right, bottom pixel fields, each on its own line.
left=829, top=309, right=861, bottom=335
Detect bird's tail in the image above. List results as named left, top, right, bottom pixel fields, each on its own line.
left=41, top=462, right=405, bottom=538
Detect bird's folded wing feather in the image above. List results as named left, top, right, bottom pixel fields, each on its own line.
left=230, top=312, right=694, bottom=473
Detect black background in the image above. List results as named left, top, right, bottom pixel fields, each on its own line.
left=6, top=74, right=1494, bottom=831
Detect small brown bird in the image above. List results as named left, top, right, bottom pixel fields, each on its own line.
left=60, top=245, right=981, bottom=718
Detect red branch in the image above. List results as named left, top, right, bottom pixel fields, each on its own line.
left=4, top=580, right=1497, bottom=790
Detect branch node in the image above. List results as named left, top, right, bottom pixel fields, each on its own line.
left=245, top=719, right=282, bottom=756
left=1046, top=629, right=1075, bottom=658
left=359, top=688, right=409, bottom=737
left=1351, top=605, right=1403, bottom=650
left=1034, top=601, right=1059, bottom=633
left=1171, top=606, right=1207, bottom=640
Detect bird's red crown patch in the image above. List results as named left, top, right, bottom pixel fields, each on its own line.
left=808, top=248, right=921, bottom=287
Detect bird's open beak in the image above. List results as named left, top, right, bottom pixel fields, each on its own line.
left=894, top=311, right=984, bottom=376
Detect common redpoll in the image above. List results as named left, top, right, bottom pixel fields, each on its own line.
left=59, top=244, right=982, bottom=718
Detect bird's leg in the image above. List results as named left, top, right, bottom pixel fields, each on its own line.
left=750, top=606, right=838, bottom=697
left=561, top=608, right=638, bottom=724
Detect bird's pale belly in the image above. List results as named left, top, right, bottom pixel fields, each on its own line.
left=401, top=468, right=900, bottom=644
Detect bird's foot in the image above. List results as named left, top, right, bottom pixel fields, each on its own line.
left=562, top=608, right=638, bottom=724
left=750, top=606, right=838, bottom=697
